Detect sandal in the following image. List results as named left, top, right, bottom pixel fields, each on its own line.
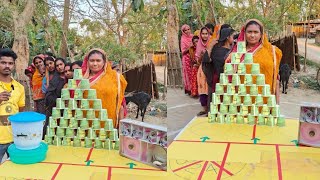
left=197, top=111, right=207, bottom=116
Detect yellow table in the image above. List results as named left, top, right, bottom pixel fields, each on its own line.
left=0, top=146, right=167, bottom=179
left=167, top=117, right=320, bottom=180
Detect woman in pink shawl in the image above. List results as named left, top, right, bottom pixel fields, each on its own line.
left=180, top=24, right=193, bottom=95
left=195, top=27, right=211, bottom=116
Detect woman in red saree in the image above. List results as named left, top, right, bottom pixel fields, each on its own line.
left=82, top=49, right=127, bottom=128
left=180, top=24, right=193, bottom=95
left=189, top=36, right=199, bottom=97
left=225, top=19, right=282, bottom=103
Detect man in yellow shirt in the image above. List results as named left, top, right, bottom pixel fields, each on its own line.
left=0, top=48, right=25, bottom=162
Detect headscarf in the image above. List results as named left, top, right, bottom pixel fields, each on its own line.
left=180, top=24, right=193, bottom=53
left=44, top=56, right=55, bottom=89
left=82, top=48, right=108, bottom=86
left=195, top=27, right=211, bottom=60
left=32, top=55, right=45, bottom=100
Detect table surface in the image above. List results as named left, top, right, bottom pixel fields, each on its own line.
left=1, top=118, right=320, bottom=180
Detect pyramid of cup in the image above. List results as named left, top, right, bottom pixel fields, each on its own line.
left=208, top=41, right=285, bottom=127
left=44, top=69, right=120, bottom=150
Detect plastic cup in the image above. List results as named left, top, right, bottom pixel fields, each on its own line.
left=211, top=94, right=218, bottom=105
left=92, top=120, right=101, bottom=129
left=53, top=137, right=61, bottom=146
left=99, top=128, right=107, bottom=139
left=251, top=63, right=260, bottom=74
left=69, top=117, right=78, bottom=128
left=59, top=117, right=68, bottom=128
left=110, top=129, right=118, bottom=141
left=224, top=64, right=234, bottom=74
left=262, top=105, right=270, bottom=116
left=80, top=118, right=89, bottom=129
left=233, top=95, right=241, bottom=105
left=255, top=95, right=263, bottom=106
left=220, top=104, right=228, bottom=114
left=99, top=109, right=108, bottom=120
left=229, top=104, right=237, bottom=114
left=104, top=139, right=112, bottom=150
left=231, top=53, right=241, bottom=63
left=75, top=109, right=83, bottom=119
left=244, top=53, right=253, bottom=64
left=232, top=74, right=240, bottom=85
left=244, top=74, right=253, bottom=85
left=80, top=79, right=90, bottom=89
left=225, top=114, right=231, bottom=124
left=223, top=94, right=231, bottom=104
left=81, top=99, right=90, bottom=109
left=56, top=127, right=65, bottom=137
left=238, top=84, right=246, bottom=95
left=77, top=128, right=86, bottom=139
left=236, top=114, right=244, bottom=124
left=94, top=138, right=103, bottom=149
left=210, top=104, right=218, bottom=114
left=63, top=109, right=73, bottom=119
left=266, top=115, right=275, bottom=126
left=267, top=95, right=276, bottom=107
left=237, top=42, right=246, bottom=53
left=56, top=98, right=65, bottom=109
left=93, top=99, right=102, bottom=109
left=61, top=89, right=70, bottom=100
left=251, top=105, right=259, bottom=116
left=262, top=85, right=271, bottom=96
left=240, top=106, right=248, bottom=115
left=272, top=105, right=280, bottom=117
left=243, top=94, right=252, bottom=105
left=104, top=119, right=114, bottom=130
left=250, top=85, right=258, bottom=95
left=215, top=94, right=221, bottom=104
left=74, top=89, right=83, bottom=99
left=85, top=137, right=92, bottom=148
left=49, top=117, right=57, bottom=127
left=45, top=135, right=52, bottom=145
left=219, top=74, right=227, bottom=85
left=73, top=137, right=81, bottom=147
left=237, top=63, right=246, bottom=74
left=73, top=69, right=83, bottom=80
left=256, top=74, right=265, bottom=85
left=88, top=128, right=95, bottom=139
left=247, top=114, right=255, bottom=125
left=208, top=113, right=215, bottom=123
left=257, top=114, right=265, bottom=125
left=87, top=89, right=97, bottom=99
left=227, top=85, right=236, bottom=95
left=86, top=109, right=96, bottom=119
left=68, top=79, right=77, bottom=89
left=52, top=108, right=60, bottom=118
left=47, top=127, right=55, bottom=137
left=217, top=114, right=224, bottom=123
left=277, top=116, right=286, bottom=127
left=114, top=140, right=120, bottom=150
left=65, top=128, right=74, bottom=138
left=215, top=83, right=224, bottom=94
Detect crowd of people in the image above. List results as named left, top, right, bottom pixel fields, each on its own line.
left=180, top=19, right=282, bottom=116
left=0, top=48, right=128, bottom=162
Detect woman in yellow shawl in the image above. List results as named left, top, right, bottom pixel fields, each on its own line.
left=225, top=19, right=282, bottom=103
left=82, top=49, right=127, bottom=128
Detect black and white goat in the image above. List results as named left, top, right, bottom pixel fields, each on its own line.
left=125, top=91, right=151, bottom=122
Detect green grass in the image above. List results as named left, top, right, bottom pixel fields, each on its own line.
left=299, top=56, right=320, bottom=68
left=298, top=75, right=320, bottom=91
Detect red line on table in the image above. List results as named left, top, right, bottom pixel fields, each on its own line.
left=40, top=161, right=164, bottom=171
left=211, top=161, right=233, bottom=176
left=252, top=124, right=257, bottom=140
left=85, top=144, right=95, bottom=162
left=275, top=145, right=283, bottom=180
left=197, top=161, right=209, bottom=180
left=107, top=167, right=112, bottom=180
left=217, top=143, right=231, bottom=180
left=51, top=163, right=62, bottom=180
left=172, top=160, right=203, bottom=173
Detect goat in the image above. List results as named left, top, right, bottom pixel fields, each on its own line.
left=125, top=91, right=151, bottom=122
left=279, top=64, right=291, bottom=94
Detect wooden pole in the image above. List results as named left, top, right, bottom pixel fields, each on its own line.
left=150, top=62, right=154, bottom=99
left=293, top=33, right=296, bottom=72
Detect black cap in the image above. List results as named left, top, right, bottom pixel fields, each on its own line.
left=218, top=28, right=235, bottom=42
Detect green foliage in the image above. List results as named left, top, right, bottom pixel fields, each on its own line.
left=131, top=0, right=144, bottom=12
left=0, top=29, right=13, bottom=48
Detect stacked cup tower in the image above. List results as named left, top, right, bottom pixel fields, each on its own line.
left=208, top=41, right=285, bottom=127
left=44, top=69, right=120, bottom=150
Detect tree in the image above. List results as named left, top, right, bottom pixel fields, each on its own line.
left=60, top=0, right=71, bottom=59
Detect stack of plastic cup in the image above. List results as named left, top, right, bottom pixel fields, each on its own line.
left=251, top=64, right=260, bottom=74
left=247, top=114, right=255, bottom=125
left=65, top=128, right=74, bottom=138
left=233, top=95, right=241, bottom=105
left=80, top=79, right=90, bottom=89
left=220, top=74, right=227, bottom=85
left=262, top=105, right=270, bottom=116
left=267, top=95, right=276, bottom=107
left=244, top=53, right=253, bottom=64
left=75, top=109, right=83, bottom=119
left=231, top=53, right=241, bottom=63
left=256, top=74, right=265, bottom=85
left=243, top=94, right=252, bottom=105
left=81, top=99, right=90, bottom=109
left=104, top=119, right=114, bottom=131
left=93, top=99, right=102, bottom=109
left=232, top=74, right=240, bottom=86
left=69, top=117, right=78, bottom=128
left=99, top=129, right=107, bottom=139
left=244, top=74, right=253, bottom=85
left=225, top=114, right=231, bottom=124
left=224, top=64, right=234, bottom=75
left=277, top=116, right=286, bottom=127
left=237, top=42, right=246, bottom=53
left=114, top=141, right=120, bottom=150
left=99, top=109, right=108, bottom=120
left=237, top=63, right=246, bottom=74
left=220, top=104, right=228, bottom=114
left=210, top=104, right=218, bottom=114
left=74, top=89, right=83, bottom=99
left=229, top=104, right=237, bottom=114
left=257, top=114, right=265, bottom=125
left=85, top=137, right=92, bottom=148
left=272, top=105, right=280, bottom=117
left=52, top=108, right=60, bottom=118
left=255, top=95, right=263, bottom=106
left=63, top=109, right=73, bottom=119
left=250, top=85, right=258, bottom=95
left=238, top=84, right=246, bottom=95
left=217, top=114, right=224, bottom=123
left=68, top=79, right=77, bottom=89
left=86, top=109, right=96, bottom=119
left=92, top=120, right=101, bottom=129
left=80, top=118, right=89, bottom=129
left=56, top=98, right=65, bottom=109
left=110, top=129, right=118, bottom=141
left=87, top=89, right=97, bottom=99
left=266, top=115, right=275, bottom=126
left=94, top=138, right=103, bottom=149
left=240, top=106, right=248, bottom=115
left=59, top=117, right=68, bottom=128
left=236, top=114, right=244, bottom=124
left=223, top=94, right=231, bottom=104
left=68, top=99, right=77, bottom=109
left=73, top=137, right=81, bottom=147
left=77, top=127, right=86, bottom=139
left=73, top=69, right=83, bottom=80
left=262, top=85, right=271, bottom=96
left=215, top=84, right=224, bottom=95
left=49, top=117, right=57, bottom=127
left=56, top=127, right=65, bottom=137
left=251, top=105, right=259, bottom=116
left=104, top=139, right=112, bottom=150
